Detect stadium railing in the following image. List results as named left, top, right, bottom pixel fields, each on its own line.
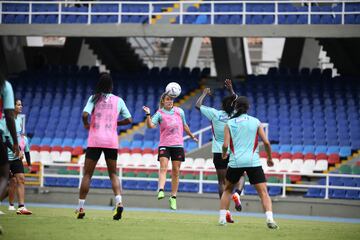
left=184, top=123, right=268, bottom=149
left=39, top=162, right=360, bottom=199
left=1, top=0, right=359, bottom=25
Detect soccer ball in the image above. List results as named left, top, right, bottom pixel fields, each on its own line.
left=165, top=82, right=181, bottom=98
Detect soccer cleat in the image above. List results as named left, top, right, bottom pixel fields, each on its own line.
left=218, top=218, right=227, bottom=226
left=157, top=190, right=165, bottom=200
left=113, top=204, right=123, bottom=220
left=16, top=207, right=32, bottom=215
left=75, top=208, right=85, bottom=219
left=0, top=211, right=4, bottom=215
left=266, top=220, right=279, bottom=230
left=226, top=211, right=234, bottom=223
left=232, top=192, right=242, bottom=212
left=8, top=205, right=16, bottom=211
left=169, top=197, right=177, bottom=210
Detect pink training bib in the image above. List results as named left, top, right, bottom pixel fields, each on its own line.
left=158, top=107, right=184, bottom=147
left=87, top=95, right=119, bottom=149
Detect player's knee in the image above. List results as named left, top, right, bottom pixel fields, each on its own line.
left=16, top=175, right=25, bottom=184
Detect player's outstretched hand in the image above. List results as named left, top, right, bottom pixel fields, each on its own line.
left=203, top=88, right=211, bottom=96
left=143, top=106, right=151, bottom=115
left=224, top=79, right=233, bottom=90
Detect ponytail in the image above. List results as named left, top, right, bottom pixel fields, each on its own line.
left=231, top=96, right=249, bottom=119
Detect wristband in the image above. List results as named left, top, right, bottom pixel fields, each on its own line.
left=146, top=113, right=150, bottom=116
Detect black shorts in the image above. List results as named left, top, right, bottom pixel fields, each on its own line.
left=157, top=146, right=185, bottom=162
left=9, top=159, right=24, bottom=175
left=85, top=147, right=118, bottom=161
left=213, top=153, right=229, bottom=169
left=226, top=166, right=266, bottom=185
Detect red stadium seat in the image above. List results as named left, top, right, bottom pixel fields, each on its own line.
left=316, top=153, right=328, bottom=161
left=292, top=152, right=304, bottom=160
left=131, top=148, right=142, bottom=154
left=271, top=152, right=280, bottom=158
left=328, top=154, right=340, bottom=165
left=260, top=151, right=267, bottom=158
left=280, top=152, right=292, bottom=159
left=63, top=146, right=73, bottom=152
left=118, top=148, right=131, bottom=154
left=304, top=153, right=316, bottom=160
left=30, top=145, right=40, bottom=151
left=142, top=148, right=153, bottom=154
left=72, top=146, right=83, bottom=156
left=40, top=145, right=51, bottom=152
left=51, top=146, right=63, bottom=152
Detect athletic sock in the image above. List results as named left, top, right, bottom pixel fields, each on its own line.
left=219, top=209, right=227, bottom=222
left=78, top=199, right=85, bottom=209
left=265, top=211, right=274, bottom=222
left=115, top=195, right=122, bottom=205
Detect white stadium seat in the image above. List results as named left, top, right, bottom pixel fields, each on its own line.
left=39, top=151, right=52, bottom=165
left=314, top=159, right=328, bottom=172
left=50, top=151, right=61, bottom=163
left=30, top=150, right=40, bottom=163
left=180, top=157, right=193, bottom=170
left=193, top=158, right=206, bottom=169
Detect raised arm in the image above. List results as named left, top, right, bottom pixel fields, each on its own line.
left=183, top=123, right=198, bottom=142
left=258, top=124, right=273, bottom=167
left=224, top=78, right=236, bottom=96
left=195, top=88, right=211, bottom=110
left=142, top=106, right=156, bottom=129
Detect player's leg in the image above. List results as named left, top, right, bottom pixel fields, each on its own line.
left=105, top=149, right=123, bottom=220
left=219, top=167, right=242, bottom=225
left=169, top=160, right=181, bottom=210
left=9, top=159, right=31, bottom=215
left=232, top=175, right=245, bottom=211
left=250, top=167, right=279, bottom=229
left=8, top=176, right=16, bottom=210
left=168, top=147, right=185, bottom=210
left=76, top=148, right=100, bottom=218
left=157, top=153, right=169, bottom=200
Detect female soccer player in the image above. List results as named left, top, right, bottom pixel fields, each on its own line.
left=219, top=96, right=278, bottom=229
left=195, top=79, right=244, bottom=223
left=0, top=73, right=19, bottom=232
left=143, top=92, right=198, bottom=210
left=7, top=99, right=32, bottom=214
left=76, top=72, right=132, bottom=220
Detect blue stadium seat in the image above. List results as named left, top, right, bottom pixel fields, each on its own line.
left=244, top=185, right=257, bottom=195
left=345, top=190, right=360, bottom=200
left=268, top=186, right=282, bottom=196
left=203, top=183, right=218, bottom=193
left=90, top=179, right=103, bottom=188
left=331, top=189, right=346, bottom=199
left=305, top=188, right=323, bottom=198
left=339, top=146, right=352, bottom=157
left=146, top=181, right=158, bottom=191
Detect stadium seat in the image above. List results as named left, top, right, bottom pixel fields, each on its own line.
left=244, top=185, right=257, bottom=195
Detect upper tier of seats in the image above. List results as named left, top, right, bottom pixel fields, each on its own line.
left=1, top=1, right=359, bottom=24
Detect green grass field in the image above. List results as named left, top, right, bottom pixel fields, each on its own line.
left=1, top=207, right=359, bottom=240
